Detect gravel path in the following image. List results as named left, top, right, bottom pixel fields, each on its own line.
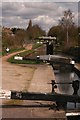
left=2, top=51, right=35, bottom=91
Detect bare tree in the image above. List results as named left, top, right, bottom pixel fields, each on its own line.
left=59, top=9, right=74, bottom=46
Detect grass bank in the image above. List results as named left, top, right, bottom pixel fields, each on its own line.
left=2, top=47, right=25, bottom=56
left=7, top=43, right=43, bottom=64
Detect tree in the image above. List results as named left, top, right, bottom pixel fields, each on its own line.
left=32, top=24, right=46, bottom=39
left=48, top=25, right=65, bottom=47
left=2, top=27, right=26, bottom=49
left=14, top=29, right=26, bottom=47
left=27, top=19, right=32, bottom=30
left=59, top=9, right=75, bottom=48
left=26, top=20, right=46, bottom=41
left=11, top=28, right=18, bottom=34
left=2, top=30, right=15, bottom=48
left=48, top=26, right=60, bottom=37
left=26, top=20, right=33, bottom=40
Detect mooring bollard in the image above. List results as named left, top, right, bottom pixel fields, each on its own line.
left=36, top=56, right=40, bottom=63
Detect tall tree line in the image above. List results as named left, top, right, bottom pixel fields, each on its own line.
left=2, top=20, right=46, bottom=49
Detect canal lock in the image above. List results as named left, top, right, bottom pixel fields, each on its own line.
left=52, top=63, right=80, bottom=110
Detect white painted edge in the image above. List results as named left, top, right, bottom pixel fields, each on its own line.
left=66, top=112, right=80, bottom=116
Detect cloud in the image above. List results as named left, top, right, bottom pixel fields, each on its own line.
left=2, top=0, right=80, bottom=2
left=2, top=2, right=78, bottom=32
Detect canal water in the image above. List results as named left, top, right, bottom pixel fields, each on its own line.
left=53, top=64, right=80, bottom=110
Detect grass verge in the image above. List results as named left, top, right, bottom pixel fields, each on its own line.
left=2, top=47, right=25, bottom=56
left=8, top=44, right=43, bottom=64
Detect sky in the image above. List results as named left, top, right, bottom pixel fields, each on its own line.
left=1, top=0, right=79, bottom=32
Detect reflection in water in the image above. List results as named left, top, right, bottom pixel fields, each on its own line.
left=53, top=65, right=80, bottom=109
left=55, top=71, right=80, bottom=95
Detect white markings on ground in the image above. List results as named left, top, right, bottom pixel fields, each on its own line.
left=0, top=89, right=11, bottom=99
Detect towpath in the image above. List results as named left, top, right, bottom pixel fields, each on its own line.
left=1, top=48, right=66, bottom=119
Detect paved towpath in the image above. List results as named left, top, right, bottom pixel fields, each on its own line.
left=28, top=64, right=55, bottom=93
left=2, top=50, right=35, bottom=91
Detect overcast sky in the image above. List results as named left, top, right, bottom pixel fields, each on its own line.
left=2, top=1, right=79, bottom=32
